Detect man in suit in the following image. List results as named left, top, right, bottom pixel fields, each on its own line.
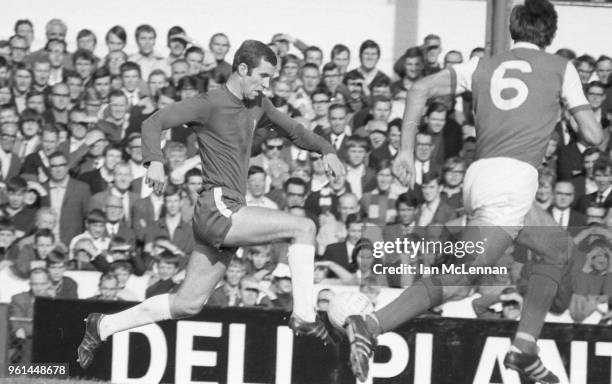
left=143, top=184, right=194, bottom=256
left=20, top=125, right=61, bottom=180
left=0, top=122, right=23, bottom=182
left=104, top=194, right=136, bottom=248
left=557, top=136, right=592, bottom=181
left=569, top=147, right=600, bottom=202
left=577, top=156, right=612, bottom=213
left=548, top=181, right=586, bottom=236
left=42, top=151, right=91, bottom=246
left=325, top=104, right=351, bottom=162
left=416, top=171, right=456, bottom=226
left=78, top=144, right=123, bottom=195
left=132, top=188, right=165, bottom=245
left=413, top=132, right=441, bottom=188
left=89, top=162, right=138, bottom=227
left=344, top=136, right=376, bottom=200
left=9, top=268, right=52, bottom=363
left=369, top=123, right=400, bottom=169
left=320, top=213, right=363, bottom=276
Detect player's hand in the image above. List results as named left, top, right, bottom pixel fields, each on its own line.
left=393, top=150, right=415, bottom=187
left=322, top=153, right=345, bottom=181
left=146, top=161, right=166, bottom=195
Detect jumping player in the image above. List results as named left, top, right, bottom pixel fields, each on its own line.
left=345, top=1, right=602, bottom=383
left=77, top=40, right=345, bottom=368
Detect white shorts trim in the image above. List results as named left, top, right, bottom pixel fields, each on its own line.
left=213, top=187, right=233, bottom=218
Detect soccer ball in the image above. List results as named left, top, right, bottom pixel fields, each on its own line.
left=327, top=291, right=374, bottom=330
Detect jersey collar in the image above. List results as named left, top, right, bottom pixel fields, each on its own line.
left=512, top=42, right=541, bottom=51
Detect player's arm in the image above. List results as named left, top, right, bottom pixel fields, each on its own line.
left=261, top=97, right=345, bottom=177
left=561, top=62, right=603, bottom=146
left=394, top=58, right=477, bottom=185
left=141, top=96, right=210, bottom=167
left=141, top=96, right=209, bottom=193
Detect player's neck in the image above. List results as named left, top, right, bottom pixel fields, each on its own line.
left=226, top=75, right=244, bottom=101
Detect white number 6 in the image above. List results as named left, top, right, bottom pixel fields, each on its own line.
left=490, top=60, right=532, bottom=110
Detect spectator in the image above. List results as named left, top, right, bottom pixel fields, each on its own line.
left=440, top=157, right=466, bottom=214
left=472, top=287, right=524, bottom=320
left=43, top=82, right=70, bottom=125
left=325, top=104, right=351, bottom=162
left=416, top=172, right=456, bottom=227
left=570, top=238, right=612, bottom=322
left=535, top=167, right=556, bottom=211
left=46, top=250, right=78, bottom=299
left=320, top=213, right=363, bottom=276
left=238, top=276, right=272, bottom=308
left=369, top=122, right=400, bottom=169
left=413, top=132, right=438, bottom=187
left=68, top=209, right=110, bottom=262
left=343, top=136, right=375, bottom=200
left=89, top=162, right=137, bottom=225
left=391, top=46, right=424, bottom=93
left=145, top=250, right=180, bottom=298
left=14, top=109, right=42, bottom=159
left=78, top=143, right=122, bottom=195
left=144, top=183, right=194, bottom=255
left=344, top=40, right=390, bottom=96
left=21, top=125, right=61, bottom=180
left=360, top=159, right=397, bottom=226
left=110, top=260, right=138, bottom=301
left=13, top=228, right=56, bottom=278
left=569, top=147, right=600, bottom=201
left=129, top=25, right=165, bottom=80
left=245, top=244, right=275, bottom=279
left=43, top=151, right=91, bottom=245
left=421, top=102, right=462, bottom=166
left=9, top=268, right=51, bottom=363
left=1, top=176, right=37, bottom=236
left=89, top=273, right=120, bottom=301
left=246, top=166, right=278, bottom=209
left=331, top=44, right=351, bottom=75
left=574, top=54, right=596, bottom=86
left=577, top=156, right=612, bottom=213
left=207, top=257, right=247, bottom=307
left=180, top=167, right=203, bottom=222
left=316, top=288, right=334, bottom=312
left=208, top=33, right=232, bottom=79
left=550, top=181, right=586, bottom=236
left=310, top=87, right=332, bottom=132
left=308, top=153, right=328, bottom=193
left=0, top=218, right=16, bottom=268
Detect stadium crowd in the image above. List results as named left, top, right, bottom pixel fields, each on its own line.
left=1, top=17, right=612, bottom=363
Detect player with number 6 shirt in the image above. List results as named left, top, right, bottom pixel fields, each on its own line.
left=345, top=0, right=602, bottom=383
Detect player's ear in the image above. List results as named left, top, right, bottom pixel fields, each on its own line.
left=238, top=62, right=249, bottom=77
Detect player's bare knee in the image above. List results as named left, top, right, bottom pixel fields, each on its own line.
left=172, top=291, right=206, bottom=317
left=294, top=217, right=316, bottom=242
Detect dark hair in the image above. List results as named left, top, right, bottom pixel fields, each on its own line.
left=328, top=103, right=348, bottom=116
left=359, top=40, right=380, bottom=57
left=92, top=67, right=111, bottom=81
left=177, top=75, right=199, bottom=92
left=0, top=217, right=15, bottom=233
left=77, top=29, right=97, bottom=45
left=593, top=156, right=612, bottom=175
left=404, top=46, right=424, bottom=61
left=185, top=46, right=204, bottom=57
left=135, top=24, right=156, bottom=39
left=311, top=87, right=331, bottom=101
left=555, top=48, right=575, bottom=61
left=587, top=81, right=606, bottom=93
left=185, top=167, right=203, bottom=181
left=47, top=249, right=68, bottom=265
left=470, top=47, right=485, bottom=58
left=106, top=25, right=127, bottom=44
left=343, top=70, right=365, bottom=85
left=72, top=49, right=96, bottom=66
left=167, top=26, right=185, bottom=43
left=232, top=40, right=277, bottom=74
left=301, top=62, right=320, bottom=74
left=509, top=0, right=557, bottom=48
left=284, top=176, right=307, bottom=192
left=396, top=191, right=419, bottom=209
left=575, top=54, right=596, bottom=68
left=346, top=213, right=364, bottom=227
left=248, top=165, right=266, bottom=178
left=45, top=39, right=66, bottom=52
left=87, top=209, right=107, bottom=224
left=422, top=171, right=441, bottom=185
left=375, top=158, right=393, bottom=174
left=158, top=250, right=181, bottom=267
left=119, top=61, right=141, bottom=77
left=425, top=101, right=448, bottom=117
left=35, top=228, right=55, bottom=243
left=6, top=175, right=27, bottom=193
left=331, top=44, right=350, bottom=59
left=14, top=19, right=33, bottom=34
left=163, top=183, right=181, bottom=199
left=322, top=62, right=339, bottom=74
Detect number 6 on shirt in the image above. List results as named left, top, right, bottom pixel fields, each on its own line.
left=490, top=60, right=532, bottom=110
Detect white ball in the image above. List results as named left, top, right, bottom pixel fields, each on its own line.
left=327, top=291, right=374, bottom=330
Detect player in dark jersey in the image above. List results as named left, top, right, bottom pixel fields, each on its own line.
left=344, top=1, right=602, bottom=383
left=77, top=40, right=345, bottom=368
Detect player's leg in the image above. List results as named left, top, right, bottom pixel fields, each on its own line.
left=502, top=204, right=570, bottom=383
left=224, top=206, right=317, bottom=323
left=78, top=246, right=230, bottom=368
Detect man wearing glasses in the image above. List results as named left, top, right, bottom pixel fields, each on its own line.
left=0, top=122, right=22, bottom=182
left=8, top=35, right=28, bottom=65
left=43, top=83, right=70, bottom=126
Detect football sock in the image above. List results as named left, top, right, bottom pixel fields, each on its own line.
left=513, top=274, right=557, bottom=355
left=99, top=293, right=172, bottom=341
left=287, top=243, right=316, bottom=322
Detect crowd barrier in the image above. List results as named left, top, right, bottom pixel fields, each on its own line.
left=28, top=298, right=612, bottom=384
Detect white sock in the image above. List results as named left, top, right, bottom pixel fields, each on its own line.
left=99, top=293, right=172, bottom=341
left=287, top=243, right=316, bottom=322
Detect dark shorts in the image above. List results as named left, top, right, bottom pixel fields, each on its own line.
left=192, top=186, right=245, bottom=258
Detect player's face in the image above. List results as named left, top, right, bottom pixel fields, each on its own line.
left=553, top=183, right=574, bottom=209
left=426, top=110, right=446, bottom=133
left=242, top=60, right=275, bottom=99
left=397, top=203, right=416, bottom=225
